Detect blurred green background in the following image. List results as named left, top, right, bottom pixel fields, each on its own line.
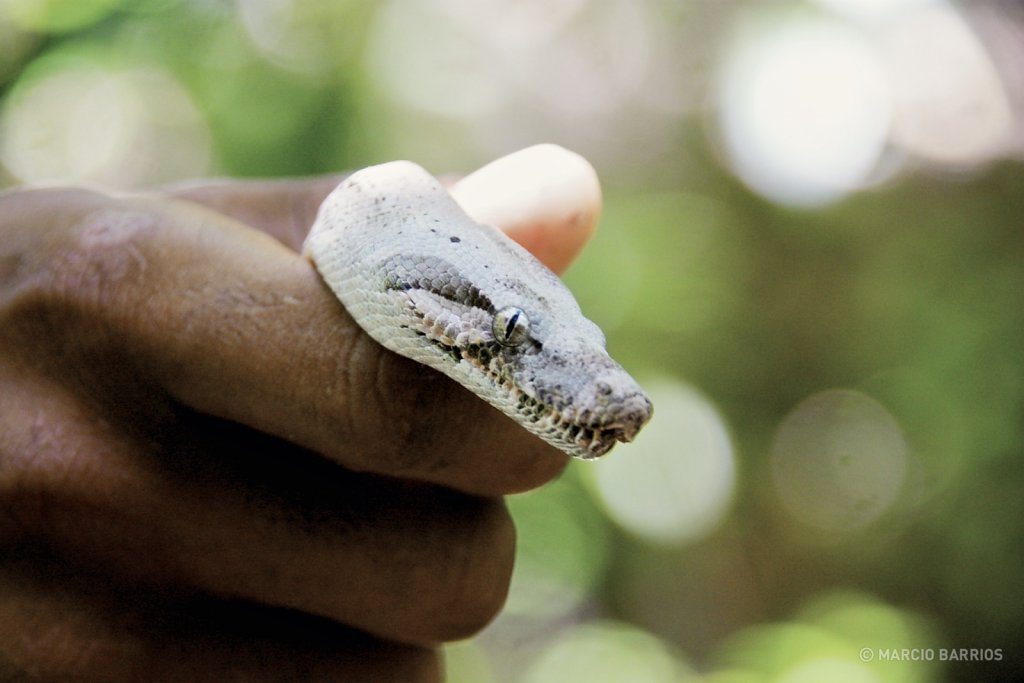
left=2, top=0, right=1021, bottom=681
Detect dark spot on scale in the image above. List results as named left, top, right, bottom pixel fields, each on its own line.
left=430, top=228, right=437, bottom=233
left=425, top=337, right=462, bottom=363
left=450, top=236, right=461, bottom=243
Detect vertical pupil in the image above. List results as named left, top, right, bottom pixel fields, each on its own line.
left=504, top=311, right=520, bottom=340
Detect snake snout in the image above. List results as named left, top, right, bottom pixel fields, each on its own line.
left=573, top=371, right=652, bottom=451
left=602, top=390, right=653, bottom=443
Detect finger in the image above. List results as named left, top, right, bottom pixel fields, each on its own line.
left=2, top=188, right=566, bottom=495
left=0, top=554, right=440, bottom=682
left=449, top=144, right=601, bottom=274
left=162, top=175, right=346, bottom=251
left=163, top=144, right=601, bottom=275
left=0, top=374, right=514, bottom=645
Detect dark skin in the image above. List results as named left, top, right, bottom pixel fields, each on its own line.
left=0, top=147, right=601, bottom=681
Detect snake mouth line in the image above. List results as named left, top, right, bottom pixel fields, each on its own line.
left=442, top=338, right=636, bottom=457
left=512, top=386, right=625, bottom=457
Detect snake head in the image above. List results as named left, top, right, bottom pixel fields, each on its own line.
left=305, top=160, right=653, bottom=459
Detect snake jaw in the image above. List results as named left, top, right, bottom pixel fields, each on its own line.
left=424, top=324, right=651, bottom=458
left=502, top=351, right=654, bottom=459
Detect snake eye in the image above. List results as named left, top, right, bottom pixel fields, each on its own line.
left=493, top=306, right=531, bottom=347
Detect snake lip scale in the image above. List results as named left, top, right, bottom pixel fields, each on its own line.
left=303, top=161, right=652, bottom=459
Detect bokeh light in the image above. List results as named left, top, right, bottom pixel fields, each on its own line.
left=588, top=380, right=735, bottom=546
left=445, top=640, right=496, bottom=683
left=364, top=0, right=518, bottom=120
left=811, top=0, right=934, bottom=21
left=715, top=592, right=941, bottom=682
left=772, top=390, right=907, bottom=532
left=360, top=0, right=694, bottom=174
left=879, top=3, right=1014, bottom=167
left=777, top=659, right=880, bottom=683
left=799, top=592, right=939, bottom=669
left=521, top=620, right=693, bottom=683
left=0, top=50, right=211, bottom=187
left=716, top=0, right=1020, bottom=206
left=3, top=0, right=121, bottom=33
left=716, top=10, right=891, bottom=206
left=235, top=0, right=366, bottom=74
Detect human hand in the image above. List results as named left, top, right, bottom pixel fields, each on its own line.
left=0, top=145, right=601, bottom=681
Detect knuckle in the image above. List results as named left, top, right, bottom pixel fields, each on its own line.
left=49, top=202, right=158, bottom=314
left=0, top=189, right=153, bottom=334
left=339, top=332, right=459, bottom=474
left=420, top=498, right=515, bottom=642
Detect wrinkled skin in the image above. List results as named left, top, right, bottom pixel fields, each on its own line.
left=0, top=146, right=600, bottom=681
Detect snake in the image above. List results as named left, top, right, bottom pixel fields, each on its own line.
left=302, top=161, right=652, bottom=459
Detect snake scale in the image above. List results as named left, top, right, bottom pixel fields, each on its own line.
left=303, top=161, right=652, bottom=459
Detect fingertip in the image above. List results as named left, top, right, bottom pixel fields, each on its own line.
left=450, top=144, right=602, bottom=274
